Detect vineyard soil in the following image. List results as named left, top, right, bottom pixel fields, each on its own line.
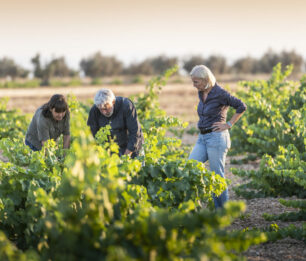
left=0, top=85, right=305, bottom=260
left=226, top=156, right=305, bottom=261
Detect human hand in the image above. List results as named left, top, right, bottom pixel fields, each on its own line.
left=212, top=122, right=230, bottom=132
left=124, top=149, right=133, bottom=156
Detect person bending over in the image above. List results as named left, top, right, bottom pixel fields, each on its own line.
left=87, top=89, right=143, bottom=158
left=25, top=94, right=70, bottom=151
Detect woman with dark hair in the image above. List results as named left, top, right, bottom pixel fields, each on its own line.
left=25, top=94, right=70, bottom=151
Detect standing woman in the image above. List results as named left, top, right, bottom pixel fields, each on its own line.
left=189, top=65, right=247, bottom=209
left=25, top=94, right=70, bottom=151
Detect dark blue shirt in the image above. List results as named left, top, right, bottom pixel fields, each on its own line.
left=197, top=83, right=247, bottom=129
left=87, top=97, right=143, bottom=155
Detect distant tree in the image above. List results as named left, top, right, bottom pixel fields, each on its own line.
left=124, top=55, right=177, bottom=75
left=279, top=50, right=304, bottom=74
left=148, top=55, right=178, bottom=74
left=123, top=60, right=154, bottom=75
left=31, top=54, right=78, bottom=85
left=80, top=52, right=123, bottom=77
left=257, top=49, right=304, bottom=74
left=31, top=54, right=44, bottom=78
left=182, top=55, right=228, bottom=74
left=45, top=57, right=78, bottom=77
left=183, top=56, right=206, bottom=73
left=258, top=49, right=281, bottom=73
left=0, top=57, right=29, bottom=79
left=205, top=55, right=228, bottom=74
left=232, top=57, right=258, bottom=74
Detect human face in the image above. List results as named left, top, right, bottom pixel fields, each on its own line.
left=51, top=108, right=66, bottom=121
left=97, top=102, right=115, bottom=117
left=191, top=77, right=209, bottom=91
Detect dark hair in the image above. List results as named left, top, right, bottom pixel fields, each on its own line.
left=42, top=94, right=69, bottom=119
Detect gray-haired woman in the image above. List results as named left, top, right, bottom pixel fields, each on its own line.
left=189, top=65, right=247, bottom=209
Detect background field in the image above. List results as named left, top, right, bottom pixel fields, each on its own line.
left=0, top=77, right=305, bottom=260
left=0, top=80, right=240, bottom=123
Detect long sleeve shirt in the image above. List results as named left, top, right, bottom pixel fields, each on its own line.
left=25, top=107, right=70, bottom=150
left=197, top=83, right=247, bottom=129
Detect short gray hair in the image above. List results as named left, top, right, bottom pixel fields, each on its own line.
left=94, top=89, right=115, bottom=106
left=190, top=65, right=216, bottom=87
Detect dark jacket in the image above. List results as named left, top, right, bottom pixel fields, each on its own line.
left=87, top=97, right=143, bottom=156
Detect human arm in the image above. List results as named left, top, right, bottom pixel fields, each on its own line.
left=87, top=106, right=100, bottom=137
left=62, top=113, right=71, bottom=149
left=123, top=148, right=133, bottom=156
left=212, top=112, right=246, bottom=131
left=124, top=99, right=142, bottom=153
left=212, top=89, right=247, bottom=131
left=63, top=135, right=70, bottom=149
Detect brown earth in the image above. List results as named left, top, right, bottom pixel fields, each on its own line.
left=0, top=84, right=305, bottom=260
left=181, top=133, right=305, bottom=260
left=225, top=156, right=305, bottom=261
left=0, top=82, right=238, bottom=122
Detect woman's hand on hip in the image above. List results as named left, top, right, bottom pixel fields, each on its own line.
left=212, top=122, right=230, bottom=132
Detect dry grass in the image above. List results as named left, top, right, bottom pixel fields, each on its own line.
left=0, top=81, right=240, bottom=122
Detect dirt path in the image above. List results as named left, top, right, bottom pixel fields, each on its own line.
left=0, top=84, right=148, bottom=113
left=181, top=132, right=305, bottom=260
left=1, top=85, right=304, bottom=260
left=0, top=83, right=232, bottom=122
left=225, top=156, right=305, bottom=260
left=0, top=85, right=148, bottom=98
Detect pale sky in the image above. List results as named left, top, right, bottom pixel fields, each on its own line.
left=0, top=0, right=305, bottom=70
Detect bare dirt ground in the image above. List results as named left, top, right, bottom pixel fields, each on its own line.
left=182, top=133, right=305, bottom=260
left=0, top=82, right=237, bottom=122
left=0, top=84, right=305, bottom=260
left=225, top=156, right=305, bottom=261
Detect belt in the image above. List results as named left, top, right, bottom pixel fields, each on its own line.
left=199, top=127, right=215, bottom=135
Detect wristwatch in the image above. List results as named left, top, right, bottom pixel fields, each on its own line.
left=226, top=121, right=233, bottom=128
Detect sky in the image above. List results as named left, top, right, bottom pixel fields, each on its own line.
left=0, top=0, right=305, bottom=70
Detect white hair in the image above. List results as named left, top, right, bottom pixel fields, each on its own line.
left=190, top=65, right=216, bottom=87
left=94, top=89, right=115, bottom=106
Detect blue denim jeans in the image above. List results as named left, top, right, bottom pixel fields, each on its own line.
left=25, top=139, right=40, bottom=151
left=188, top=130, right=231, bottom=209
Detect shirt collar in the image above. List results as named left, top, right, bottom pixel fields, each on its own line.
left=198, top=83, right=218, bottom=99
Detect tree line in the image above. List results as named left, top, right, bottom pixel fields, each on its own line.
left=0, top=49, right=304, bottom=82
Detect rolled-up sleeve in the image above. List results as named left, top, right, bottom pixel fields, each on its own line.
left=124, top=100, right=142, bottom=152
left=222, top=90, right=247, bottom=113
